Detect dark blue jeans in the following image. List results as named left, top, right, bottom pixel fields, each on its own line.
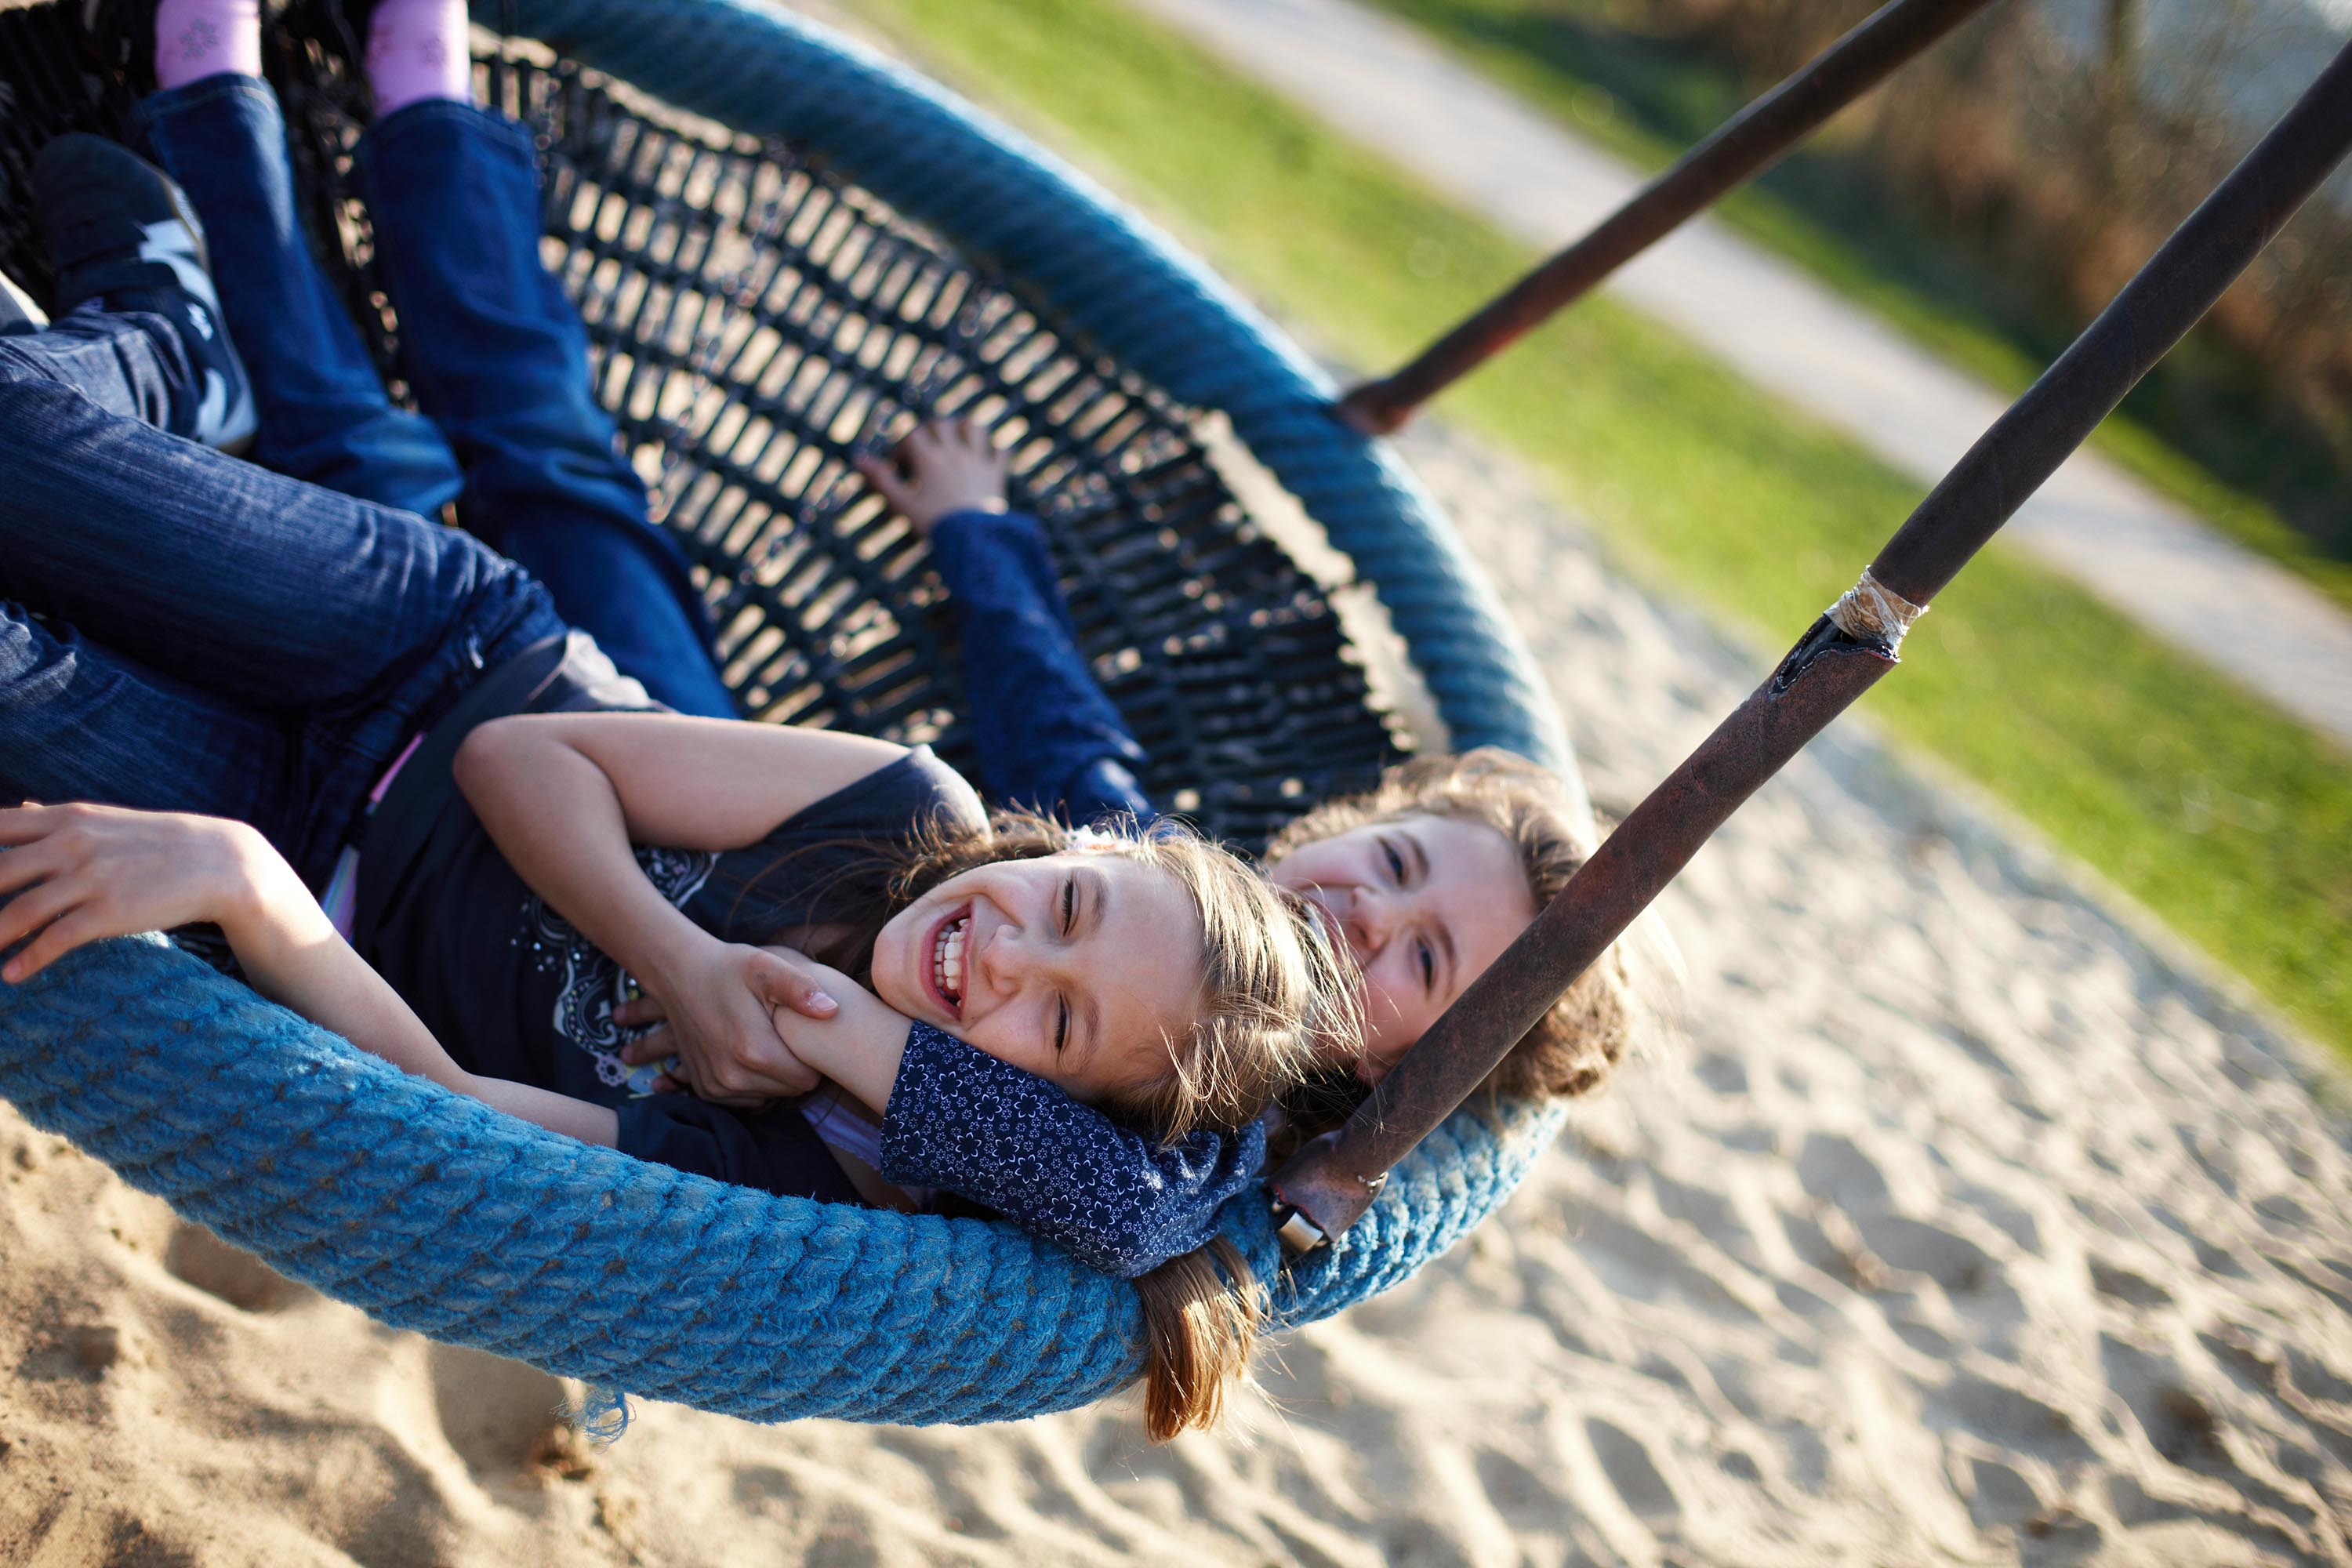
left=129, top=76, right=735, bottom=720
left=0, top=304, right=564, bottom=888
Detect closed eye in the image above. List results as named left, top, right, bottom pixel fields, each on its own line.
left=1054, top=996, right=1069, bottom=1054
left=1382, top=837, right=1406, bottom=884
left=1061, top=875, right=1076, bottom=935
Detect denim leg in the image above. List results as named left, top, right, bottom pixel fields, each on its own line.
left=0, top=611, right=307, bottom=851
left=0, top=299, right=196, bottom=434
left=0, top=349, right=560, bottom=720
left=0, top=357, right=564, bottom=880
left=129, top=74, right=465, bottom=515
left=354, top=100, right=736, bottom=719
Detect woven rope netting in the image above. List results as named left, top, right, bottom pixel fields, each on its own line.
left=0, top=3, right=1409, bottom=851
left=0, top=0, right=1572, bottom=1425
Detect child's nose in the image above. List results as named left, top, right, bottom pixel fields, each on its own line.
left=974, top=920, right=1058, bottom=999
left=1339, top=885, right=1395, bottom=956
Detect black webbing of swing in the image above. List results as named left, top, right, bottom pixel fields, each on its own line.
left=1273, top=36, right=2352, bottom=1251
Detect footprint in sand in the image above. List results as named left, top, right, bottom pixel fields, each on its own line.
left=802, top=1516, right=887, bottom=1568
left=2103, top=1467, right=2330, bottom=1568
left=162, top=1221, right=303, bottom=1313
left=1585, top=1418, right=1679, bottom=1521
left=1852, top=1214, right=1997, bottom=1294
left=1964, top=1453, right=2044, bottom=1531
left=17, top=1323, right=125, bottom=1382
left=2099, top=1336, right=2234, bottom=1472
left=1956, top=1185, right=2044, bottom=1254
left=2281, top=1343, right=2352, bottom=1409
left=47, top=1510, right=206, bottom=1568
left=1472, top=1445, right=1560, bottom=1534
left=425, top=1343, right=575, bottom=1480
left=1794, top=1133, right=1891, bottom=1213
left=1927, top=1370, right=2094, bottom=1468
left=1692, top=1051, right=1748, bottom=1094
left=2087, top=1258, right=2172, bottom=1308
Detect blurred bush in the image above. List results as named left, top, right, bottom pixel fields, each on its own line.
left=1632, top=0, right=2351, bottom=519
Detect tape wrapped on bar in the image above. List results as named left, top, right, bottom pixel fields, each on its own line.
left=1824, top=567, right=1928, bottom=654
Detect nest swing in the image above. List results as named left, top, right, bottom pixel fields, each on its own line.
left=0, top=0, right=1577, bottom=1426
left=12, top=0, right=2334, bottom=1430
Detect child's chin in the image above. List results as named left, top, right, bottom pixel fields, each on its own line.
left=871, top=967, right=942, bottom=1032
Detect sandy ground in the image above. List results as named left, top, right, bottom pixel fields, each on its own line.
left=3, top=416, right=2349, bottom=1566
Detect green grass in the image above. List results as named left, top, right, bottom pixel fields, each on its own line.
left=840, top=0, right=2352, bottom=1058
left=1356, top=0, right=2352, bottom=615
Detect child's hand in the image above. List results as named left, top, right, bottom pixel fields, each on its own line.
left=0, top=802, right=306, bottom=984
left=612, top=938, right=840, bottom=1104
left=855, top=418, right=1009, bottom=535
left=760, top=951, right=913, bottom=1114
left=618, top=947, right=912, bottom=1113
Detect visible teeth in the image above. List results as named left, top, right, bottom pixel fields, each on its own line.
left=933, top=916, right=968, bottom=1004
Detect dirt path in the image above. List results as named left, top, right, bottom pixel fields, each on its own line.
left=1122, top=0, right=2352, bottom=752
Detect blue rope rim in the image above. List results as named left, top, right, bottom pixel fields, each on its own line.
left=0, top=0, right=1588, bottom=1432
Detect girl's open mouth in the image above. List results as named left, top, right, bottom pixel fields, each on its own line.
left=923, top=902, right=971, bottom=1021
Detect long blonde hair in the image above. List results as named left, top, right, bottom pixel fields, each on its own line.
left=1135, top=748, right=1661, bottom=1441
left=1267, top=746, right=1649, bottom=1102
left=825, top=811, right=1359, bottom=1136
left=757, top=808, right=1356, bottom=1436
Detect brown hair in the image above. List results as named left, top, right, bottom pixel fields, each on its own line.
left=1266, top=746, right=1646, bottom=1102
left=1133, top=1236, right=1265, bottom=1439
left=801, top=810, right=1359, bottom=1137
left=761, top=808, right=1356, bottom=1438
left=1128, top=748, right=1659, bottom=1442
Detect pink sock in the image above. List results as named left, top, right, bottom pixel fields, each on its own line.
left=365, top=0, right=473, bottom=116
left=151, top=0, right=263, bottom=90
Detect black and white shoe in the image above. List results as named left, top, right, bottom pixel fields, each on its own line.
left=0, top=267, right=48, bottom=334
left=34, top=133, right=256, bottom=450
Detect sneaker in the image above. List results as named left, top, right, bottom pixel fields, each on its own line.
left=34, top=133, right=256, bottom=450
left=0, top=267, right=48, bottom=333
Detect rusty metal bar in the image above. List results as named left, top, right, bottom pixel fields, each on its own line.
left=1275, top=36, right=2352, bottom=1250
left=1331, top=0, right=1998, bottom=437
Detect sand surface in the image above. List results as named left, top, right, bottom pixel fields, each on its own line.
left=5, top=419, right=2351, bottom=1566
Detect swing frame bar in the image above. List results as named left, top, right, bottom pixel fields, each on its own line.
left=1334, top=0, right=2002, bottom=435
left=1277, top=35, right=2352, bottom=1251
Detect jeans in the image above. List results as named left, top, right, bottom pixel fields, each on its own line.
left=0, top=307, right=564, bottom=888
left=924, top=509, right=1152, bottom=822
left=129, top=77, right=736, bottom=720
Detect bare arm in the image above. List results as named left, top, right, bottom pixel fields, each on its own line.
left=450, top=712, right=900, bottom=1100
left=0, top=804, right=618, bottom=1146
left=615, top=948, right=910, bottom=1112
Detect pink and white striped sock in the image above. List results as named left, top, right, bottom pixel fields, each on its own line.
left=365, top=0, right=473, bottom=116
left=151, top=0, right=263, bottom=90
